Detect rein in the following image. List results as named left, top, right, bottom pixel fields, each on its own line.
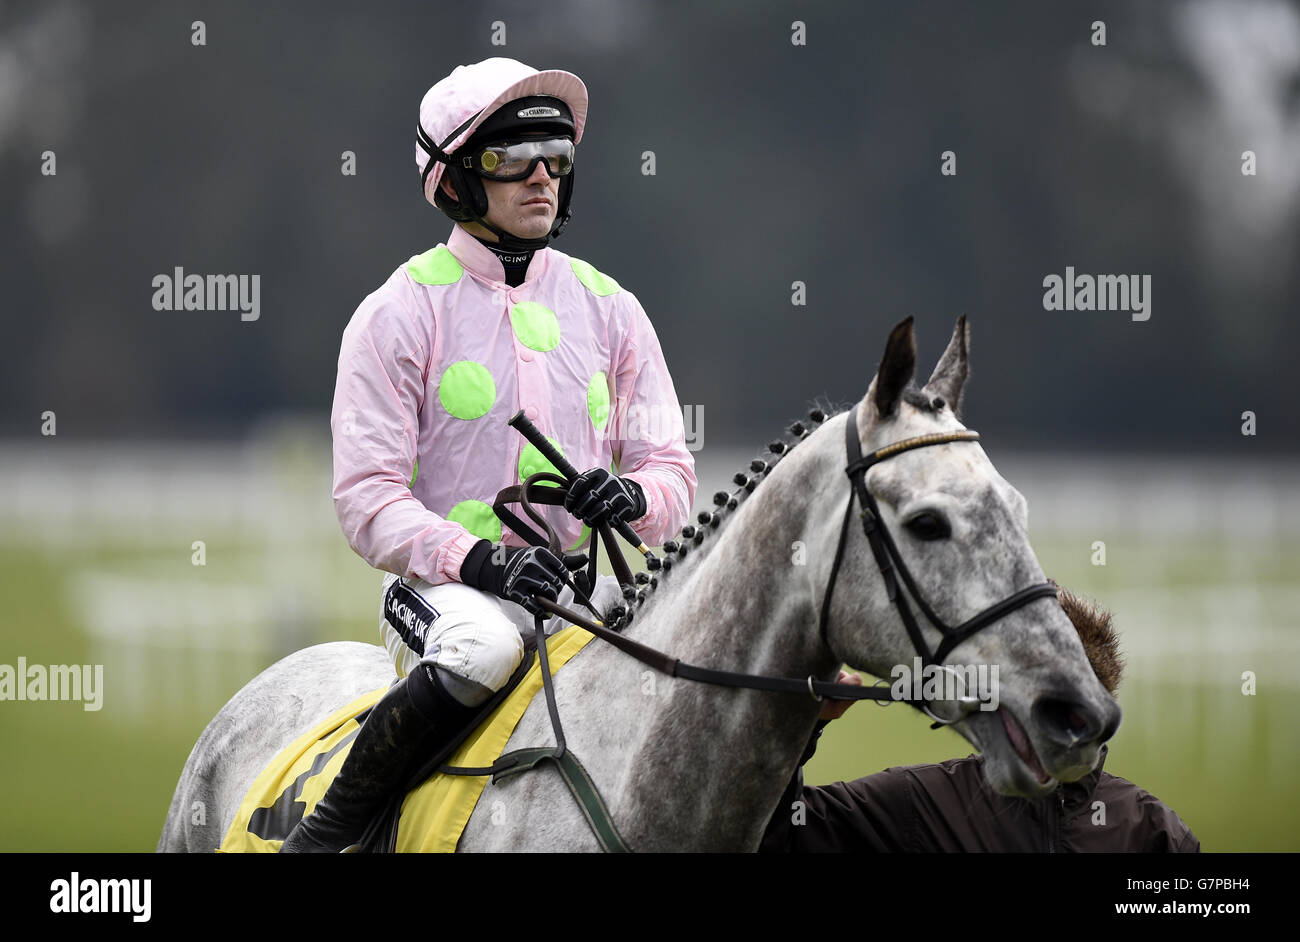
left=433, top=405, right=1061, bottom=851
left=496, top=406, right=1057, bottom=711
left=487, top=466, right=904, bottom=707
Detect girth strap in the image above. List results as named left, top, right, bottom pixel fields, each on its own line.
left=435, top=614, right=633, bottom=852
left=490, top=747, right=630, bottom=853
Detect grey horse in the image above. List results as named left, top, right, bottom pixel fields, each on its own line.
left=159, top=317, right=1120, bottom=852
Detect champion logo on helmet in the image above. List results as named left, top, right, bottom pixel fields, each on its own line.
left=517, top=106, right=562, bottom=118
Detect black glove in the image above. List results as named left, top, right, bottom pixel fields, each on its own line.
left=563, top=469, right=646, bottom=528
left=460, top=540, right=575, bottom=614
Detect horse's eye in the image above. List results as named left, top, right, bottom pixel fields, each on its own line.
left=905, top=512, right=950, bottom=541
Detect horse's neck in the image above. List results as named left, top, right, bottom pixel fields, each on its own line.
left=595, top=450, right=841, bottom=849
left=638, top=472, right=829, bottom=675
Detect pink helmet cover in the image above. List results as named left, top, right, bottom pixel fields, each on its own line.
left=416, top=57, right=588, bottom=208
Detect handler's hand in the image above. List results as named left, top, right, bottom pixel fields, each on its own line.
left=820, top=669, right=863, bottom=721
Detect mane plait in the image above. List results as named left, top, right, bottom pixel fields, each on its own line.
left=607, top=401, right=840, bottom=628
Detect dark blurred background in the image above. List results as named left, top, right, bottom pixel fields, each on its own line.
left=2, top=0, right=1298, bottom=852
left=3, top=0, right=1298, bottom=450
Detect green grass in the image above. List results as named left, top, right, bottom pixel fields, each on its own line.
left=1, top=531, right=1296, bottom=852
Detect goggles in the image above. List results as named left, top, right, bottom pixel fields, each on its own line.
left=463, top=137, right=575, bottom=181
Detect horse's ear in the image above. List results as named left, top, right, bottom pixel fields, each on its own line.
left=866, top=317, right=916, bottom=422
left=924, top=315, right=970, bottom=420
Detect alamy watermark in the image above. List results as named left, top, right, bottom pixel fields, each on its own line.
left=50, top=872, right=150, bottom=922
left=151, top=267, right=260, bottom=321
left=600, top=403, right=704, bottom=452
left=1042, top=266, right=1150, bottom=322
left=0, top=657, right=103, bottom=711
left=887, top=657, right=999, bottom=715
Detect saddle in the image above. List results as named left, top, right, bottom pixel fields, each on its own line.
left=219, top=447, right=638, bottom=854
left=218, top=624, right=603, bottom=853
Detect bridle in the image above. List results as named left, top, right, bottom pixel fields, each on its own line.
left=417, top=405, right=1066, bottom=852
left=818, top=405, right=1060, bottom=701
left=490, top=404, right=1060, bottom=727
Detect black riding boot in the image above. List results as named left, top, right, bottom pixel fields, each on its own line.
left=278, top=663, right=476, bottom=853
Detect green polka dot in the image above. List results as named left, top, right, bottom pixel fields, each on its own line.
left=568, top=524, right=590, bottom=552
left=446, top=499, right=501, bottom=543
left=438, top=361, right=496, bottom=420
left=406, top=245, right=463, bottom=285
left=587, top=371, right=610, bottom=432
left=518, top=437, right=565, bottom=485
left=408, top=457, right=418, bottom=489
left=570, top=257, right=621, bottom=297
left=509, top=302, right=560, bottom=352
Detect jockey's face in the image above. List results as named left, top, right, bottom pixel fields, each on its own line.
left=441, top=148, right=560, bottom=243
left=479, top=157, right=560, bottom=241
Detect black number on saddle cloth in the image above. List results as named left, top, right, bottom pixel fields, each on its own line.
left=246, top=711, right=371, bottom=842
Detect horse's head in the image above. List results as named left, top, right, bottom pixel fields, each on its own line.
left=818, top=316, right=1120, bottom=797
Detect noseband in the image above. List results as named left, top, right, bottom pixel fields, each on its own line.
left=818, top=406, right=1060, bottom=670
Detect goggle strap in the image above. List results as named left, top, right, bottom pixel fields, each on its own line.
left=417, top=110, right=486, bottom=189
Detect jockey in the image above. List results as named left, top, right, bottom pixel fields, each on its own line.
left=280, top=57, right=697, bottom=852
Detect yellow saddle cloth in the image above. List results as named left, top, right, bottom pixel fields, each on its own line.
left=218, top=626, right=594, bottom=853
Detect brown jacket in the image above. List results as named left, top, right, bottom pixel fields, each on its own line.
left=760, top=742, right=1200, bottom=853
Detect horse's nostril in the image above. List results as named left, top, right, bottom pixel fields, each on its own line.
left=1033, top=696, right=1102, bottom=746
left=1100, top=700, right=1122, bottom=743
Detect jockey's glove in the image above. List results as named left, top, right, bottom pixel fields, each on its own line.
left=563, top=469, right=646, bottom=529
left=460, top=541, right=573, bottom=615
